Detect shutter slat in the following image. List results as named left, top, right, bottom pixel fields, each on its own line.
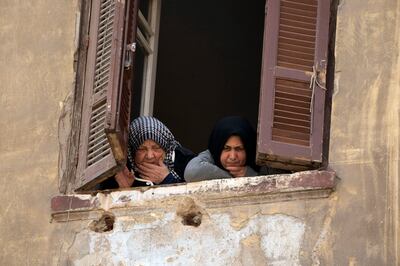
left=275, top=103, right=310, bottom=115
left=277, top=47, right=314, bottom=62
left=278, top=42, right=315, bottom=57
left=89, top=115, right=106, bottom=132
left=95, top=47, right=112, bottom=62
left=278, top=54, right=314, bottom=70
left=272, top=134, right=310, bottom=146
left=280, top=18, right=316, bottom=31
left=279, top=29, right=316, bottom=43
left=281, top=6, right=316, bottom=19
left=276, top=91, right=311, bottom=102
left=274, top=121, right=310, bottom=134
left=276, top=83, right=312, bottom=97
left=87, top=146, right=111, bottom=166
left=274, top=115, right=310, bottom=127
left=272, top=128, right=310, bottom=142
left=88, top=136, right=109, bottom=155
left=278, top=37, right=315, bottom=52
left=274, top=109, right=310, bottom=122
left=89, top=129, right=107, bottom=144
left=276, top=77, right=311, bottom=90
left=89, top=101, right=106, bottom=118
left=280, top=24, right=316, bottom=37
left=275, top=96, right=311, bottom=109
left=281, top=0, right=318, bottom=13
left=280, top=11, right=316, bottom=25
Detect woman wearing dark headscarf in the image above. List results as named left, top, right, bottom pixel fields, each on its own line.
left=184, top=116, right=259, bottom=182
left=101, top=116, right=195, bottom=188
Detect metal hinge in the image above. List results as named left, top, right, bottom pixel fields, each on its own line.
left=124, top=42, right=136, bottom=69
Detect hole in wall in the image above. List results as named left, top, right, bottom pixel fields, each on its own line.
left=181, top=211, right=203, bottom=227
left=176, top=197, right=204, bottom=227
left=89, top=212, right=115, bottom=232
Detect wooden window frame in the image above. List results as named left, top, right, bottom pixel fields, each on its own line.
left=136, top=0, right=161, bottom=116
left=61, top=0, right=333, bottom=194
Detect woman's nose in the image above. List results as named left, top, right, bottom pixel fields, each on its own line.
left=228, top=150, right=237, bottom=160
left=145, top=149, right=155, bottom=159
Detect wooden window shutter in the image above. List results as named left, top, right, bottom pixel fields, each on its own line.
left=76, top=0, right=139, bottom=191
left=257, top=0, right=331, bottom=171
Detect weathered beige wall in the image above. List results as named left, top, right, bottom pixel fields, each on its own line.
left=0, top=0, right=78, bottom=265
left=329, top=0, right=400, bottom=265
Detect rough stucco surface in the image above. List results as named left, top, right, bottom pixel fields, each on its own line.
left=68, top=213, right=305, bottom=265
left=329, top=0, right=400, bottom=265
left=56, top=196, right=332, bottom=266
left=0, top=1, right=78, bottom=265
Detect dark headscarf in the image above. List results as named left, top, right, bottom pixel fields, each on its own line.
left=208, top=116, right=258, bottom=171
left=127, top=116, right=181, bottom=181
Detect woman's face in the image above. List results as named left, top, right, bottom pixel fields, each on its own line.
left=134, top=139, right=166, bottom=165
left=220, top=135, right=247, bottom=169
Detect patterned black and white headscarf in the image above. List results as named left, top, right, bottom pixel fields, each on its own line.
left=127, top=116, right=181, bottom=181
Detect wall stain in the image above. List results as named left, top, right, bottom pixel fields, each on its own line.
left=311, top=194, right=338, bottom=265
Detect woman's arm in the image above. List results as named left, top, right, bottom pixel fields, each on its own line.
left=184, top=150, right=232, bottom=182
left=244, top=166, right=258, bottom=177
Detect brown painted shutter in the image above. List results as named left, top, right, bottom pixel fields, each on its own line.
left=257, top=0, right=330, bottom=170
left=76, top=0, right=139, bottom=191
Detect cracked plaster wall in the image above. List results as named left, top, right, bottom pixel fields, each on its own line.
left=71, top=213, right=305, bottom=265
left=60, top=196, right=333, bottom=266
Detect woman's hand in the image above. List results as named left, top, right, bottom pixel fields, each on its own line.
left=115, top=166, right=135, bottom=188
left=225, top=165, right=247, bottom=177
left=136, top=158, right=170, bottom=184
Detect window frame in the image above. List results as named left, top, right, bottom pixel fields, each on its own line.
left=62, top=0, right=334, bottom=194
left=134, top=0, right=162, bottom=116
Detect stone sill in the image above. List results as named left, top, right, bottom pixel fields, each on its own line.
left=51, top=170, right=336, bottom=222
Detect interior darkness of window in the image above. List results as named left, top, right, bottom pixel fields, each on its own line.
left=154, top=0, right=265, bottom=153
left=131, top=2, right=149, bottom=120
left=131, top=42, right=145, bottom=120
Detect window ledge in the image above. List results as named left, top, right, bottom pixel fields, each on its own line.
left=51, top=170, right=336, bottom=222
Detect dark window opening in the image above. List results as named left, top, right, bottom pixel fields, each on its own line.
left=153, top=0, right=266, bottom=153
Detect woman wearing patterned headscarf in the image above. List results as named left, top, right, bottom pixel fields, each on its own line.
left=184, top=116, right=259, bottom=182
left=101, top=116, right=195, bottom=188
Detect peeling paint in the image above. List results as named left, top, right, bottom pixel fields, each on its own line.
left=68, top=213, right=305, bottom=265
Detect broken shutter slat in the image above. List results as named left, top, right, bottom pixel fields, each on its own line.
left=257, top=0, right=331, bottom=170
left=76, top=0, right=139, bottom=191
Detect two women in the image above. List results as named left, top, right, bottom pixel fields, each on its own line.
left=103, top=115, right=272, bottom=189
